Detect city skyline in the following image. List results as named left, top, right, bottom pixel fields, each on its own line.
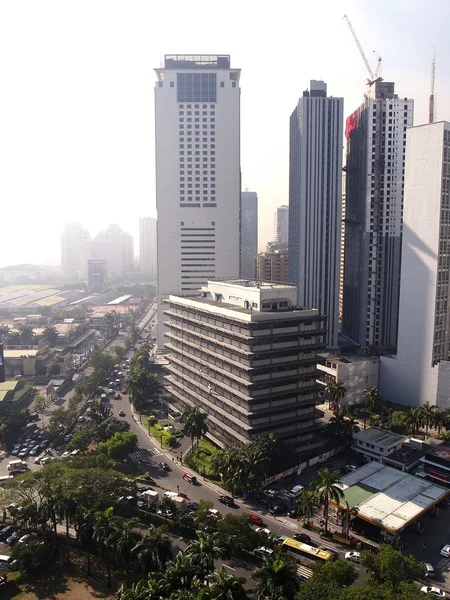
left=1, top=0, right=449, bottom=268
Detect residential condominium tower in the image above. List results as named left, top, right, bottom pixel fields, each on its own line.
left=381, top=122, right=450, bottom=408
left=343, top=81, right=414, bottom=351
left=164, top=280, right=325, bottom=450
left=154, top=55, right=241, bottom=346
left=288, top=80, right=343, bottom=349
left=240, top=190, right=258, bottom=279
left=273, top=205, right=289, bottom=246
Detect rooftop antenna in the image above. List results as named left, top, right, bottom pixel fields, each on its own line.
left=429, top=47, right=436, bottom=124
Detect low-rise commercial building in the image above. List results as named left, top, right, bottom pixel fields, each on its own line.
left=317, top=354, right=379, bottom=407
left=419, top=443, right=450, bottom=487
left=164, top=279, right=326, bottom=452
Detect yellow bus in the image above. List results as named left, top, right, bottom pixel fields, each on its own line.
left=281, top=538, right=333, bottom=563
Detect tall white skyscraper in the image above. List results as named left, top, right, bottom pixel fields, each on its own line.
left=61, top=221, right=91, bottom=281
left=139, top=217, right=157, bottom=277
left=381, top=122, right=450, bottom=408
left=240, top=191, right=258, bottom=279
left=154, top=55, right=241, bottom=346
left=343, top=82, right=414, bottom=350
left=288, top=80, right=343, bottom=349
left=273, top=205, right=289, bottom=246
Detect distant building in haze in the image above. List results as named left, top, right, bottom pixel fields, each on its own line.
left=95, top=224, right=134, bottom=274
left=288, top=80, right=343, bottom=349
left=256, top=249, right=289, bottom=283
left=87, top=259, right=107, bottom=293
left=273, top=205, right=289, bottom=246
left=139, top=217, right=157, bottom=278
left=61, top=222, right=91, bottom=281
left=240, top=191, right=258, bottom=279
left=342, top=81, right=414, bottom=351
left=154, top=54, right=241, bottom=347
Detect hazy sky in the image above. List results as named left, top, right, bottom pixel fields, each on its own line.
left=1, top=0, right=449, bottom=268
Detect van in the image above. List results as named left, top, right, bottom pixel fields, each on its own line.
left=182, top=472, right=197, bottom=484
left=288, top=485, right=304, bottom=499
left=40, top=456, right=54, bottom=466
left=7, top=460, right=27, bottom=472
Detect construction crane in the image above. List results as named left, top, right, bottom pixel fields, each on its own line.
left=429, top=47, right=436, bottom=124
left=343, top=14, right=382, bottom=88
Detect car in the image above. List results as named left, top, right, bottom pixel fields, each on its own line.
left=288, top=485, right=304, bottom=499
left=10, top=447, right=20, bottom=456
left=440, top=544, right=450, bottom=557
left=345, top=551, right=360, bottom=563
left=254, top=546, right=274, bottom=558
left=208, top=508, right=220, bottom=519
left=156, top=508, right=174, bottom=518
left=263, top=489, right=279, bottom=499
left=257, top=497, right=272, bottom=510
left=293, top=533, right=313, bottom=544
left=344, top=464, right=358, bottom=474
left=18, top=533, right=36, bottom=544
left=246, top=514, right=264, bottom=527
left=61, top=451, right=71, bottom=459
left=108, top=388, right=115, bottom=396
left=6, top=530, right=22, bottom=545
left=18, top=449, right=29, bottom=458
left=121, top=388, right=127, bottom=394
left=159, top=462, right=170, bottom=471
left=218, top=495, right=235, bottom=507
left=255, top=527, right=271, bottom=536
left=287, top=508, right=298, bottom=518
left=424, top=563, right=436, bottom=578
left=320, top=546, right=340, bottom=560
left=114, top=393, right=121, bottom=399
left=63, top=434, right=72, bottom=443
left=78, top=416, right=85, bottom=423
left=0, top=526, right=15, bottom=541
left=268, top=503, right=287, bottom=516
left=420, top=586, right=446, bottom=598
left=273, top=535, right=289, bottom=545
left=118, top=409, right=125, bottom=417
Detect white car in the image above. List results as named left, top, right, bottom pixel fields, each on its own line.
left=254, top=546, right=274, bottom=558
left=61, top=451, right=71, bottom=459
left=345, top=551, right=360, bottom=563
left=440, top=544, right=450, bottom=557
left=421, top=586, right=446, bottom=598
left=255, top=527, right=271, bottom=536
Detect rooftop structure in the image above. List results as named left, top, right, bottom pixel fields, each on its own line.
left=337, top=461, right=449, bottom=533
left=353, top=427, right=405, bottom=448
left=163, top=55, right=231, bottom=69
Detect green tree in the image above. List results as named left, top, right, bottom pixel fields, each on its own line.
left=339, top=502, right=359, bottom=539
left=114, top=345, right=126, bottom=362
left=99, top=431, right=138, bottom=460
left=313, top=468, right=344, bottom=536
left=183, top=406, right=209, bottom=449
left=19, top=325, right=36, bottom=345
left=252, top=548, right=299, bottom=600
left=405, top=407, right=423, bottom=436
left=363, top=386, right=380, bottom=422
left=43, top=326, right=59, bottom=347
left=76, top=508, right=96, bottom=576
left=131, top=525, right=173, bottom=575
left=312, top=558, right=357, bottom=588
left=127, top=360, right=161, bottom=415
left=295, top=490, right=318, bottom=523
left=419, top=402, right=438, bottom=437
left=94, top=506, right=117, bottom=587
left=34, top=394, right=46, bottom=414
left=111, top=517, right=141, bottom=589
left=361, top=544, right=425, bottom=589
left=208, top=568, right=249, bottom=600
left=184, top=531, right=230, bottom=580
left=10, top=534, right=56, bottom=574
left=46, top=360, right=61, bottom=377
left=217, top=514, right=256, bottom=553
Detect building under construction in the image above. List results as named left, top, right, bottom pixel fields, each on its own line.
left=342, top=81, right=414, bottom=351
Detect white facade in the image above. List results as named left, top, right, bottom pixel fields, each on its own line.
left=273, top=205, right=289, bottom=245
left=317, top=353, right=379, bottom=407
left=61, top=222, right=91, bottom=281
left=288, top=80, right=343, bottom=349
left=139, top=217, right=157, bottom=277
left=155, top=55, right=241, bottom=347
left=343, top=82, right=414, bottom=349
left=381, top=122, right=450, bottom=408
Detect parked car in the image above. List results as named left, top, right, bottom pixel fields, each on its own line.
left=254, top=546, right=274, bottom=558
left=287, top=508, right=298, bottom=518
left=63, top=434, right=72, bottom=443
left=6, top=530, right=22, bottom=545
left=424, top=563, right=436, bottom=578
left=61, top=451, right=71, bottom=459
left=255, top=527, right=271, bottom=536
left=420, top=586, right=445, bottom=598
left=121, top=388, right=127, bottom=394
left=268, top=503, right=287, bottom=516
left=218, top=495, right=235, bottom=507
left=345, top=551, right=361, bottom=563
left=18, top=448, right=29, bottom=458
left=78, top=416, right=85, bottom=423
left=114, top=393, right=121, bottom=399
left=343, top=464, right=358, bottom=474
left=246, top=514, right=264, bottom=527
left=288, top=485, right=304, bottom=499
left=440, top=545, right=450, bottom=558
left=263, top=489, right=279, bottom=499
left=0, top=526, right=15, bottom=541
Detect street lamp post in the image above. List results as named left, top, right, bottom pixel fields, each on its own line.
left=160, top=434, right=163, bottom=449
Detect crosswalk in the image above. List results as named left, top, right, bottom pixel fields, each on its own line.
left=128, top=447, right=162, bottom=461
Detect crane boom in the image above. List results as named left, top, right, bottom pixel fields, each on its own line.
left=343, top=14, right=374, bottom=80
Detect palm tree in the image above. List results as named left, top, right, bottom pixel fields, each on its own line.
left=313, top=467, right=344, bottom=536
left=420, top=402, right=439, bottom=437
left=18, top=325, right=36, bottom=345
left=322, top=380, right=336, bottom=410
left=208, top=568, right=248, bottom=600
left=56, top=495, right=78, bottom=564
left=116, top=574, right=169, bottom=600
left=363, top=386, right=380, bottom=425
left=244, top=446, right=268, bottom=489
left=405, top=407, right=424, bottom=436
left=76, top=509, right=95, bottom=577
left=295, top=490, right=318, bottom=523
left=182, top=406, right=209, bottom=449
left=93, top=506, right=117, bottom=587
left=184, top=531, right=230, bottom=580
left=253, top=548, right=299, bottom=600
left=164, top=551, right=198, bottom=592
left=339, top=502, right=359, bottom=539
left=131, top=525, right=173, bottom=575
left=111, top=517, right=141, bottom=589
left=43, top=326, right=58, bottom=347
